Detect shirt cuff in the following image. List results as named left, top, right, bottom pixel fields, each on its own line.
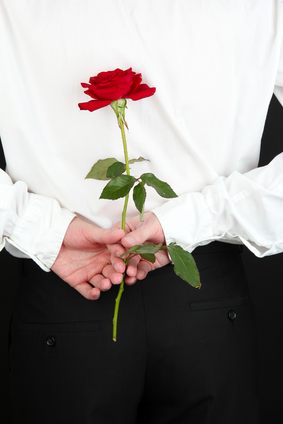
left=152, top=192, right=214, bottom=252
left=6, top=193, right=75, bottom=271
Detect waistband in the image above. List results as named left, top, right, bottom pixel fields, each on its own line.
left=21, top=241, right=242, bottom=271
left=192, top=241, right=242, bottom=255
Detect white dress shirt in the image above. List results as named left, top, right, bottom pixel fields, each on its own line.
left=0, top=0, right=283, bottom=271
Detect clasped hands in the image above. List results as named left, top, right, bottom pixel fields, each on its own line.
left=51, top=213, right=170, bottom=300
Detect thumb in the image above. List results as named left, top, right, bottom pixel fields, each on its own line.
left=91, top=226, right=125, bottom=245
left=121, top=233, right=144, bottom=249
left=121, top=220, right=157, bottom=249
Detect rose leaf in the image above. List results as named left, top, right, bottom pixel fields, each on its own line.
left=100, top=175, right=136, bottom=200
left=166, top=243, right=201, bottom=288
left=133, top=183, right=146, bottom=213
left=120, top=245, right=141, bottom=257
left=106, top=161, right=126, bottom=178
left=135, top=243, right=163, bottom=255
left=140, top=173, right=177, bottom=198
left=86, top=158, right=118, bottom=180
left=140, top=253, right=156, bottom=263
left=128, top=157, right=150, bottom=165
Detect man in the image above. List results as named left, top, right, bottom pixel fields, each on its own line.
left=1, top=1, right=283, bottom=423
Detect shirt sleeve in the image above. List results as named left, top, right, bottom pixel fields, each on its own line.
left=0, top=168, right=75, bottom=270
left=274, top=31, right=283, bottom=105
left=153, top=153, right=283, bottom=257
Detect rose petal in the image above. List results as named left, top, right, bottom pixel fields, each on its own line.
left=127, top=74, right=142, bottom=95
left=78, top=99, right=112, bottom=111
left=81, top=82, right=92, bottom=88
left=79, top=68, right=155, bottom=106
left=90, top=82, right=133, bottom=101
left=127, top=84, right=156, bottom=101
left=82, top=89, right=102, bottom=100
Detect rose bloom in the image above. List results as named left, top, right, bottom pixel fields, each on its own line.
left=78, top=68, right=156, bottom=111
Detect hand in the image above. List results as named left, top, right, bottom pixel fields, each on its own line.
left=109, top=212, right=170, bottom=284
left=51, top=217, right=125, bottom=300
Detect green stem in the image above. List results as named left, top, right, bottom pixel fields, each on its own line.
left=120, top=118, right=130, bottom=176
left=140, top=203, right=145, bottom=222
left=113, top=116, right=130, bottom=341
left=121, top=194, right=129, bottom=232
left=112, top=275, right=124, bottom=342
left=120, top=117, right=130, bottom=231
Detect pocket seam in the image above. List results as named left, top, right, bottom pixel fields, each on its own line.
left=19, top=320, right=101, bottom=333
left=189, top=295, right=250, bottom=312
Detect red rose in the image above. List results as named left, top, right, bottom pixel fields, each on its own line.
left=78, top=68, right=156, bottom=112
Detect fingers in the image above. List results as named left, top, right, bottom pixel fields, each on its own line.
left=125, top=257, right=154, bottom=283
left=57, top=214, right=165, bottom=302
left=121, top=227, right=151, bottom=249
left=135, top=260, right=153, bottom=280
left=91, top=226, right=125, bottom=245
left=101, top=264, right=124, bottom=285
left=107, top=242, right=127, bottom=274
left=123, top=255, right=140, bottom=285
left=73, top=260, right=148, bottom=299
left=73, top=266, right=124, bottom=300
left=121, top=212, right=165, bottom=249
left=73, top=282, right=101, bottom=300
left=62, top=217, right=124, bottom=248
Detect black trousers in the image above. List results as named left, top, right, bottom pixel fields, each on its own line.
left=9, top=242, right=259, bottom=424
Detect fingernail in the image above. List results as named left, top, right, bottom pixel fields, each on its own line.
left=111, top=228, right=123, bottom=234
left=124, top=236, right=135, bottom=246
left=103, top=281, right=112, bottom=291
